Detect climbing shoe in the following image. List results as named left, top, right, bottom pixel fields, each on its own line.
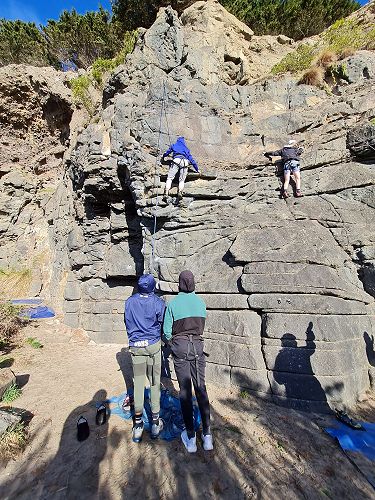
left=202, top=433, right=214, bottom=451
left=295, top=189, right=303, bottom=198
left=335, top=409, right=364, bottom=430
left=282, top=190, right=289, bottom=199
left=132, top=423, right=144, bottom=443
left=151, top=419, right=164, bottom=440
left=96, top=404, right=107, bottom=426
left=77, top=416, right=90, bottom=442
left=181, top=430, right=197, bottom=453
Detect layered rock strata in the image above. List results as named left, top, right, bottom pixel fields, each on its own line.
left=1, top=1, right=374, bottom=410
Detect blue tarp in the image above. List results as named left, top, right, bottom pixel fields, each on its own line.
left=11, top=299, right=43, bottom=305
left=103, top=388, right=201, bottom=441
left=19, top=305, right=55, bottom=320
left=325, top=422, right=375, bottom=461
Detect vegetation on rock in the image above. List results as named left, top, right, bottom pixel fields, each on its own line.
left=1, top=383, right=22, bottom=404
left=272, top=16, right=375, bottom=87
left=0, top=422, right=27, bottom=462
left=0, top=302, right=26, bottom=350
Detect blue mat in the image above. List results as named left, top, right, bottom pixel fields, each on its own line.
left=325, top=422, right=375, bottom=461
left=11, top=299, right=43, bottom=305
left=325, top=421, right=375, bottom=489
left=103, top=388, right=201, bottom=441
left=19, top=305, right=55, bottom=319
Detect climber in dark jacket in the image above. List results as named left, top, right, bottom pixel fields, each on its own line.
left=163, top=270, right=213, bottom=453
left=124, top=274, right=166, bottom=443
left=162, top=137, right=199, bottom=201
left=264, top=139, right=303, bottom=198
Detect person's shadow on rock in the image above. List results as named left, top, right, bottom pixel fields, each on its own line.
left=273, top=322, right=330, bottom=411
left=364, top=332, right=375, bottom=367
left=40, top=389, right=110, bottom=499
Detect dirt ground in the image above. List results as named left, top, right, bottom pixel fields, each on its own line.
left=0, top=319, right=374, bottom=500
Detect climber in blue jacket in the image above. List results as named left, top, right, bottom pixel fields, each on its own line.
left=162, top=136, right=199, bottom=201
left=124, top=274, right=166, bottom=443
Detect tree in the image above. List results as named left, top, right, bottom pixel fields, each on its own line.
left=42, top=8, right=123, bottom=69
left=0, top=19, right=48, bottom=66
left=111, top=0, right=165, bottom=31
left=219, top=0, right=361, bottom=40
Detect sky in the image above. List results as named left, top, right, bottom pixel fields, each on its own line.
left=0, top=0, right=112, bottom=26
left=0, top=0, right=369, bottom=26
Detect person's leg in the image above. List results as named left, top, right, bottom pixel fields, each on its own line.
left=293, top=169, right=301, bottom=192
left=130, top=351, right=147, bottom=441
left=173, top=356, right=195, bottom=437
left=146, top=344, right=161, bottom=416
left=283, top=169, right=291, bottom=197
left=190, top=348, right=211, bottom=436
left=178, top=165, right=188, bottom=197
left=164, top=161, right=178, bottom=197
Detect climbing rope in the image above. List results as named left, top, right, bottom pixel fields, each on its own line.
left=149, top=80, right=171, bottom=274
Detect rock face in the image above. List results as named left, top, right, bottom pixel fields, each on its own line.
left=1, top=1, right=375, bottom=410
left=0, top=65, right=78, bottom=303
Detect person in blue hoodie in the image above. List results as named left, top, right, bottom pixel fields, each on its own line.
left=162, top=136, right=199, bottom=201
left=124, top=274, right=166, bottom=442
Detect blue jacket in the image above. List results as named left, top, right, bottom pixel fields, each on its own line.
left=163, top=137, right=199, bottom=172
left=124, top=274, right=166, bottom=347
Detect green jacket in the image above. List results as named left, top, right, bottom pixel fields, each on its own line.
left=163, top=291, right=206, bottom=341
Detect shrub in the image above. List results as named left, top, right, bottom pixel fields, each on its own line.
left=271, top=44, right=317, bottom=74
left=1, top=383, right=22, bottom=404
left=322, top=17, right=372, bottom=56
left=0, top=422, right=27, bottom=462
left=327, top=62, right=349, bottom=83
left=338, top=47, right=356, bottom=59
left=70, top=75, right=94, bottom=116
left=299, top=66, right=325, bottom=87
left=25, top=337, right=43, bottom=349
left=91, top=31, right=137, bottom=85
left=0, top=302, right=26, bottom=350
left=316, top=49, right=337, bottom=68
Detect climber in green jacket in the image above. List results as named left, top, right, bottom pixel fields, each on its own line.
left=163, top=270, right=213, bottom=453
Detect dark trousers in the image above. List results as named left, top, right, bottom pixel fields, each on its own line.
left=171, top=336, right=211, bottom=436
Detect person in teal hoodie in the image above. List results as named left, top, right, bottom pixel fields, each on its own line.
left=163, top=270, right=213, bottom=453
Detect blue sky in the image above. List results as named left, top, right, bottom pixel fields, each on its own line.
left=0, top=0, right=369, bottom=26
left=0, top=0, right=112, bottom=26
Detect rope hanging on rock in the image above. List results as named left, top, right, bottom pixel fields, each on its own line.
left=149, top=81, right=171, bottom=274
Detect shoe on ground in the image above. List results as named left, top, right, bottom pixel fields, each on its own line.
left=151, top=419, right=164, bottom=439
left=295, top=189, right=303, bottom=198
left=282, top=190, right=289, bottom=199
left=202, top=433, right=214, bottom=451
left=181, top=430, right=197, bottom=453
left=77, top=416, right=90, bottom=442
left=132, top=423, right=144, bottom=443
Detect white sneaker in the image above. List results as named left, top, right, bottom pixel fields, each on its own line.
left=132, top=424, right=144, bottom=443
left=181, top=430, right=197, bottom=453
left=151, top=419, right=164, bottom=439
left=202, top=433, right=213, bottom=451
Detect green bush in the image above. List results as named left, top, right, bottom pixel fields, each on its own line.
left=1, top=383, right=22, bottom=404
left=271, top=44, right=317, bottom=74
left=323, top=18, right=365, bottom=54
left=92, top=31, right=137, bottom=85
left=70, top=74, right=94, bottom=116
left=0, top=302, right=26, bottom=350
